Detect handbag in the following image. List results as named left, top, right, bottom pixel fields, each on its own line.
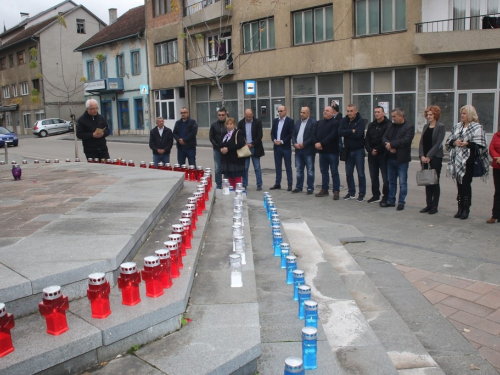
left=473, top=145, right=486, bottom=178
left=416, top=164, right=438, bottom=186
left=340, top=147, right=348, bottom=161
left=235, top=130, right=251, bottom=158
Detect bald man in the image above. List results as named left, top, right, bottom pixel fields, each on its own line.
left=76, top=98, right=110, bottom=160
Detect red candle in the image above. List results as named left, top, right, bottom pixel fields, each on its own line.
left=128, top=160, right=135, bottom=167
left=172, top=224, right=188, bottom=254
left=38, top=286, right=69, bottom=336
left=181, top=210, right=194, bottom=236
left=164, top=241, right=180, bottom=278
left=140, top=161, right=147, bottom=168
left=195, top=191, right=205, bottom=213
left=185, top=204, right=197, bottom=229
left=117, top=262, right=141, bottom=306
left=180, top=217, right=192, bottom=240
left=141, top=256, right=164, bottom=298
left=168, top=234, right=183, bottom=269
left=0, top=303, right=15, bottom=357
left=188, top=165, right=196, bottom=181
left=155, top=249, right=172, bottom=289
left=87, top=273, right=111, bottom=319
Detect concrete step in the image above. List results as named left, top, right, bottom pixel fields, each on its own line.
left=0, top=180, right=214, bottom=375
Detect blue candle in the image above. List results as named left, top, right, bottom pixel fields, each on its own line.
left=302, top=327, right=317, bottom=370
left=271, top=215, right=280, bottom=228
left=293, top=270, right=305, bottom=301
left=263, top=192, right=270, bottom=209
left=304, top=300, right=318, bottom=329
left=298, top=285, right=311, bottom=319
left=269, top=207, right=278, bottom=221
left=284, top=356, right=305, bottom=375
left=286, top=255, right=297, bottom=284
left=273, top=232, right=283, bottom=257
left=280, top=243, right=290, bottom=269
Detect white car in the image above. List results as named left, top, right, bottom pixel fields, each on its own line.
left=33, top=118, right=72, bottom=137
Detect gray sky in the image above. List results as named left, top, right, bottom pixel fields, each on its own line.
left=1, top=0, right=144, bottom=31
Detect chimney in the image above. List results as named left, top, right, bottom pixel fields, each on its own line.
left=20, top=13, right=30, bottom=21
left=109, top=9, right=117, bottom=25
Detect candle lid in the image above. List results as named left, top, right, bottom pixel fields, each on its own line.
left=229, top=254, right=241, bottom=261
left=273, top=232, right=282, bottom=238
left=302, top=326, right=317, bottom=339
left=187, top=197, right=197, bottom=204
left=293, top=269, right=304, bottom=277
left=181, top=210, right=192, bottom=217
left=144, top=255, right=160, bottom=267
left=155, top=249, right=170, bottom=259
left=43, top=285, right=62, bottom=300
left=0, top=303, right=6, bottom=317
left=304, top=300, right=318, bottom=310
left=172, top=224, right=184, bottom=232
left=88, top=272, right=106, bottom=285
left=179, top=218, right=191, bottom=225
left=186, top=204, right=196, bottom=210
left=164, top=240, right=178, bottom=250
left=168, top=234, right=182, bottom=242
left=284, top=357, right=304, bottom=372
left=281, top=243, right=290, bottom=249
left=120, top=262, right=137, bottom=274
left=196, top=166, right=203, bottom=170
left=298, top=285, right=311, bottom=293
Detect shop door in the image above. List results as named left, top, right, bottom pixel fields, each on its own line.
left=101, top=101, right=113, bottom=135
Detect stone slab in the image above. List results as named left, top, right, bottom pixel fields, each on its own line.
left=335, top=344, right=399, bottom=375
left=84, top=355, right=165, bottom=375
left=0, top=263, right=32, bottom=303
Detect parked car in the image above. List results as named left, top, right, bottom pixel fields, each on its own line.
left=0, top=126, right=18, bottom=147
left=33, top=118, right=72, bottom=137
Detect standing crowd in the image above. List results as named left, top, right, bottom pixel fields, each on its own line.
left=76, top=98, right=499, bottom=223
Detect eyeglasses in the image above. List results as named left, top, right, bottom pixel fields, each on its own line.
left=278, top=110, right=284, bottom=112
left=89, top=107, right=98, bottom=110
left=180, top=111, right=188, bottom=114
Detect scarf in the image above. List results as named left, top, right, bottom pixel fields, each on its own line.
left=445, top=121, right=489, bottom=183
left=223, top=129, right=233, bottom=143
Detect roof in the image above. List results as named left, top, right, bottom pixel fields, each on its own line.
left=0, top=17, right=57, bottom=51
left=75, top=6, right=145, bottom=51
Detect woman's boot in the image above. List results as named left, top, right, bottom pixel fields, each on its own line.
left=454, top=197, right=462, bottom=218
left=460, top=197, right=470, bottom=220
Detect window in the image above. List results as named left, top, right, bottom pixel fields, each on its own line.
left=9, top=54, right=14, bottom=67
left=12, top=84, right=18, bottom=97
left=77, top=19, right=85, bottom=34
left=155, top=40, right=178, bottom=65
left=135, top=98, right=144, bottom=129
left=196, top=83, right=239, bottom=127
left=355, top=0, right=406, bottom=36
left=17, top=50, right=26, bottom=65
left=32, top=79, right=40, bottom=92
left=0, top=57, right=6, bottom=70
left=116, top=54, right=125, bottom=77
left=100, top=57, right=107, bottom=79
left=35, top=111, right=44, bottom=121
left=153, top=0, right=171, bottom=17
left=131, top=51, right=140, bottom=75
left=3, top=86, right=10, bottom=99
left=118, top=100, right=130, bottom=129
left=294, top=6, right=333, bottom=45
left=244, top=79, right=286, bottom=128
left=23, top=111, right=31, bottom=128
left=21, top=82, right=29, bottom=96
left=243, top=18, right=275, bottom=52
left=87, top=61, right=95, bottom=81
left=155, top=89, right=176, bottom=120
left=452, top=0, right=499, bottom=30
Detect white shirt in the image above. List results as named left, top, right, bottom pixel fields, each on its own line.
left=158, top=127, right=164, bottom=137
left=277, top=117, right=285, bottom=142
left=297, top=118, right=309, bottom=145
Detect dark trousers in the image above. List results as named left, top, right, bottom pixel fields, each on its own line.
left=84, top=146, right=110, bottom=160
left=273, top=145, right=293, bottom=186
left=493, top=168, right=500, bottom=219
left=457, top=156, right=474, bottom=207
left=423, top=157, right=442, bottom=209
left=367, top=152, right=388, bottom=200
left=177, top=146, right=196, bottom=166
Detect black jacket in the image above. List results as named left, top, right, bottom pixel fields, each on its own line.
left=209, top=120, right=227, bottom=150
left=76, top=111, right=110, bottom=151
left=292, top=118, right=317, bottom=153
left=149, top=126, right=173, bottom=155
left=339, top=112, right=365, bottom=151
left=271, top=116, right=295, bottom=148
left=382, top=121, right=415, bottom=163
left=237, top=117, right=265, bottom=158
left=365, top=116, right=391, bottom=154
left=220, top=129, right=246, bottom=167
left=314, top=117, right=340, bottom=154
left=173, top=117, right=197, bottom=148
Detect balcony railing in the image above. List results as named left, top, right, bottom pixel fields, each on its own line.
left=416, top=13, right=500, bottom=33
left=186, top=53, right=233, bottom=70
left=184, top=0, right=231, bottom=17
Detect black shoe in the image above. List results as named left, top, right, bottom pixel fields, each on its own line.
left=367, top=196, right=380, bottom=204
left=454, top=204, right=463, bottom=218
left=256, top=185, right=262, bottom=191
left=287, top=185, right=293, bottom=192
left=420, top=207, right=431, bottom=213
left=315, top=189, right=329, bottom=197
left=306, top=190, right=313, bottom=195
left=380, top=201, right=395, bottom=208
left=428, top=208, right=438, bottom=214
left=396, top=204, right=405, bottom=211
left=270, top=184, right=281, bottom=190
left=460, top=207, right=470, bottom=220
left=292, top=188, right=301, bottom=193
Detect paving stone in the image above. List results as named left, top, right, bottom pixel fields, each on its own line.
left=433, top=284, right=481, bottom=303
left=394, top=264, right=417, bottom=274
left=426, top=273, right=474, bottom=289
left=434, top=303, right=458, bottom=318
left=478, top=346, right=500, bottom=370
left=486, top=309, right=500, bottom=324
left=432, top=354, right=499, bottom=375
left=449, top=319, right=500, bottom=351
left=440, top=296, right=494, bottom=318
left=404, top=269, right=434, bottom=283
left=449, top=311, right=500, bottom=335
left=466, top=282, right=497, bottom=295
left=413, top=279, right=441, bottom=293
left=476, top=290, right=500, bottom=310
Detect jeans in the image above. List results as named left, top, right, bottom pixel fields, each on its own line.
left=493, top=168, right=500, bottom=219
left=244, top=147, right=262, bottom=187
left=177, top=146, right=196, bottom=166
left=368, top=152, right=388, bottom=200
left=423, top=157, right=442, bottom=209
left=345, top=149, right=366, bottom=196
left=295, top=150, right=316, bottom=191
left=273, top=146, right=293, bottom=186
left=319, top=152, right=340, bottom=192
left=213, top=149, right=222, bottom=187
left=387, top=157, right=409, bottom=205
left=153, top=153, right=170, bottom=167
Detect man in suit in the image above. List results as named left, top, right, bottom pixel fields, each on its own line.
left=149, top=117, right=173, bottom=167
left=209, top=108, right=228, bottom=188
left=237, top=109, right=264, bottom=190
left=292, top=107, right=316, bottom=194
left=270, top=105, right=294, bottom=190
left=173, top=107, right=198, bottom=166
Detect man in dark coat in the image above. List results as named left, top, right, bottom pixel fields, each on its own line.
left=209, top=108, right=228, bottom=188
left=173, top=107, right=198, bottom=166
left=237, top=109, right=265, bottom=190
left=76, top=98, right=110, bottom=160
left=149, top=117, right=173, bottom=167
left=270, top=105, right=294, bottom=191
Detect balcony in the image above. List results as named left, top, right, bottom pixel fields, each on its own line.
left=184, top=53, right=233, bottom=81
left=414, top=13, right=500, bottom=54
left=183, top=0, right=231, bottom=28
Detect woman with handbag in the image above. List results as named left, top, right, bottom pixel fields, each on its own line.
left=446, top=105, right=489, bottom=220
left=487, top=129, right=500, bottom=223
left=418, top=106, right=445, bottom=214
left=220, top=117, right=247, bottom=189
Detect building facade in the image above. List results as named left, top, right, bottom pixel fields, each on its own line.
left=0, top=0, right=105, bottom=134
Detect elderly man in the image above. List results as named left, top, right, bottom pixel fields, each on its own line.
left=149, top=117, right=173, bottom=167
left=76, top=98, right=110, bottom=160
left=292, top=107, right=316, bottom=194
left=173, top=107, right=198, bottom=166
left=270, top=105, right=294, bottom=191
left=237, top=108, right=264, bottom=190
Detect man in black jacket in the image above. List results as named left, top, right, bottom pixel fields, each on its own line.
left=314, top=106, right=341, bottom=199
left=149, top=117, right=173, bottom=167
left=380, top=108, right=415, bottom=211
left=339, top=104, right=366, bottom=202
left=173, top=107, right=198, bottom=166
left=365, top=106, right=391, bottom=204
left=292, top=107, right=316, bottom=194
left=209, top=108, right=228, bottom=189
left=76, top=99, right=110, bottom=160
left=237, top=109, right=265, bottom=190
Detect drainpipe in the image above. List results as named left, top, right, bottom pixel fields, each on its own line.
left=136, top=29, right=150, bottom=132
left=31, top=36, right=45, bottom=134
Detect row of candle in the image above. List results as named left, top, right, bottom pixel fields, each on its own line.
left=264, top=193, right=318, bottom=374
left=229, top=182, right=246, bottom=287
left=0, top=169, right=212, bottom=357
